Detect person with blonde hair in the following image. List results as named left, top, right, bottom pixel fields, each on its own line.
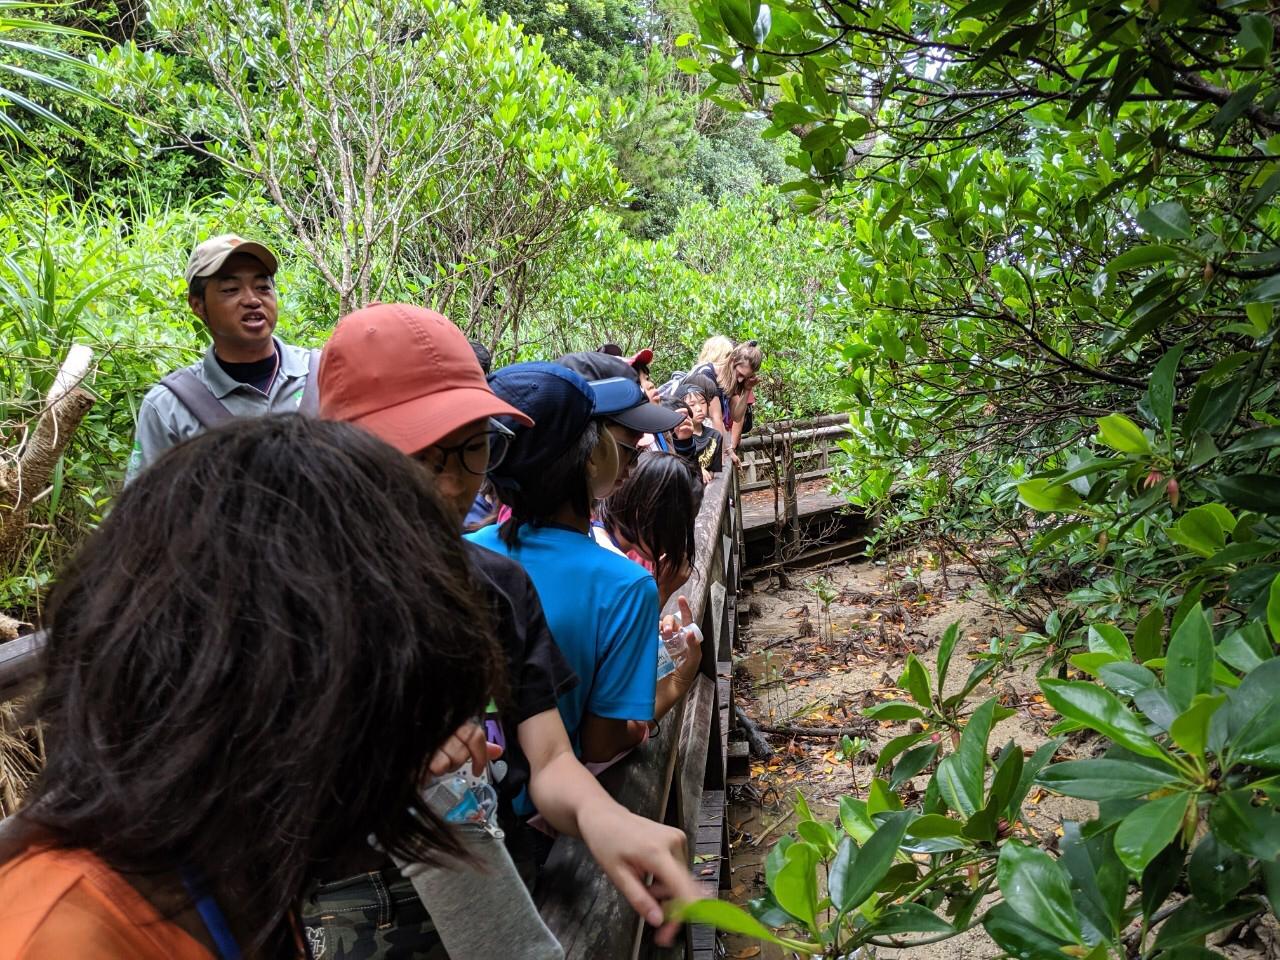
left=690, top=336, right=762, bottom=463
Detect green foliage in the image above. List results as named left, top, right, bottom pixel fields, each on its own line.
left=526, top=187, right=847, bottom=418
left=683, top=613, right=1280, bottom=956
left=0, top=1, right=105, bottom=150
left=101, top=0, right=627, bottom=329
left=680, top=0, right=1280, bottom=656
left=0, top=188, right=343, bottom=609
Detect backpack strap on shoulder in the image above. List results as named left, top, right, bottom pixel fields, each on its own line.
left=160, top=368, right=234, bottom=430
left=296, top=348, right=321, bottom=417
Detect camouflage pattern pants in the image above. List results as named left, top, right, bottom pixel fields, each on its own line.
left=300, top=869, right=447, bottom=960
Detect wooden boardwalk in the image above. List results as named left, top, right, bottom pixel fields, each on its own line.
left=740, top=483, right=849, bottom=533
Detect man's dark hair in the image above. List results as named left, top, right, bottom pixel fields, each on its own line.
left=469, top=339, right=493, bottom=375
left=187, top=275, right=210, bottom=301
left=598, top=451, right=701, bottom=585
left=496, top=420, right=600, bottom=546
left=633, top=361, right=651, bottom=378
left=5, top=416, right=503, bottom=953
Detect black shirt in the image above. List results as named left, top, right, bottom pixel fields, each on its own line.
left=464, top=541, right=579, bottom=822
left=215, top=347, right=279, bottom=393
left=674, top=426, right=723, bottom=479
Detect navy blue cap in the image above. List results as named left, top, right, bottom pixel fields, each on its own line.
left=588, top=376, right=684, bottom=433
left=486, top=362, right=596, bottom=489
left=556, top=353, right=683, bottom=434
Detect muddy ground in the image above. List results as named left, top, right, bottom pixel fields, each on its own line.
left=719, top=547, right=1277, bottom=960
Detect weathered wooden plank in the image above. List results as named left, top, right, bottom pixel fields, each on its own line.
left=677, top=674, right=715, bottom=852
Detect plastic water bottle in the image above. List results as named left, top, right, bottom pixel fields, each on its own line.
left=656, top=623, right=701, bottom=680
left=421, top=763, right=503, bottom=839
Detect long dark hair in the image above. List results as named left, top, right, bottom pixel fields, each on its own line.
left=496, top=420, right=601, bottom=546
left=598, top=451, right=701, bottom=584
left=6, top=415, right=504, bottom=952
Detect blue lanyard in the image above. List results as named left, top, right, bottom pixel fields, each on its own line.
left=180, top=866, right=242, bottom=960
left=653, top=433, right=670, bottom=452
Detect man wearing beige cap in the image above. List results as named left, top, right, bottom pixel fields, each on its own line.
left=124, top=234, right=318, bottom=482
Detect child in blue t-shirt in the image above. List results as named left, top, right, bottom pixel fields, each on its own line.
left=468, top=362, right=683, bottom=764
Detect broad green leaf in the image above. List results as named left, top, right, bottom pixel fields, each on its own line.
left=1237, top=13, right=1274, bottom=62
left=826, top=835, right=855, bottom=916
left=890, top=742, right=939, bottom=790
left=1224, top=427, right=1280, bottom=454
left=1168, top=694, right=1226, bottom=758
left=1098, top=661, right=1158, bottom=697
left=984, top=902, right=1072, bottom=957
left=1201, top=475, right=1280, bottom=514
left=666, top=899, right=820, bottom=954
left=862, top=701, right=924, bottom=720
left=1007, top=739, right=1060, bottom=820
left=874, top=732, right=928, bottom=773
left=838, top=796, right=875, bottom=843
left=867, top=903, right=953, bottom=936
left=905, top=813, right=965, bottom=838
left=1137, top=201, right=1193, bottom=241
left=1036, top=759, right=1182, bottom=800
left=1187, top=833, right=1250, bottom=911
left=1165, top=604, right=1214, bottom=712
left=1017, top=478, right=1082, bottom=512
left=1088, top=623, right=1131, bottom=660
left=988, top=744, right=1024, bottom=812
left=1039, top=679, right=1167, bottom=761
left=1107, top=244, right=1183, bottom=273
left=1152, top=899, right=1261, bottom=950
left=829, top=812, right=909, bottom=912
left=1096, top=412, right=1150, bottom=454
left=1217, top=622, right=1271, bottom=673
left=1142, top=839, right=1185, bottom=922
left=1223, top=660, right=1280, bottom=769
left=936, top=621, right=960, bottom=690
left=1060, top=822, right=1127, bottom=939
left=1168, top=506, right=1228, bottom=558
left=772, top=840, right=819, bottom=930
left=1114, top=791, right=1190, bottom=874
left=1209, top=790, right=1280, bottom=860
left=902, top=654, right=931, bottom=708
left=1147, top=345, right=1184, bottom=435
left=796, top=820, right=835, bottom=858
left=764, top=835, right=793, bottom=888
left=996, top=841, right=1082, bottom=943
left=936, top=698, right=997, bottom=816
left=1070, top=651, right=1122, bottom=676
left=1134, top=606, right=1165, bottom=662
left=794, top=790, right=813, bottom=824
left=867, top=776, right=903, bottom=815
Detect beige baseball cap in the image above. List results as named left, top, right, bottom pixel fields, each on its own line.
left=184, top=234, right=280, bottom=285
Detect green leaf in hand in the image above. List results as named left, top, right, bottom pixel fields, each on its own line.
left=665, top=899, right=821, bottom=954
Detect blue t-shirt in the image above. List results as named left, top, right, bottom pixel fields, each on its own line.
left=466, top=523, right=658, bottom=750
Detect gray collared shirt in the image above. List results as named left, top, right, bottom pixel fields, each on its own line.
left=125, top=338, right=314, bottom=483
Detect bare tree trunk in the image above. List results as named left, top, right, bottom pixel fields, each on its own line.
left=0, top=345, right=95, bottom=575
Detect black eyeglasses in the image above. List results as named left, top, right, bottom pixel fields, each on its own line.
left=612, top=434, right=640, bottom=466
left=415, top=419, right=514, bottom=476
